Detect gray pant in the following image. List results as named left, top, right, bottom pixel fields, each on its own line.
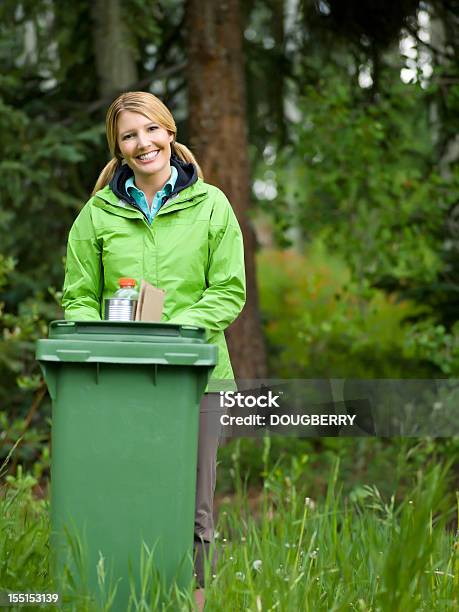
left=194, top=393, right=221, bottom=586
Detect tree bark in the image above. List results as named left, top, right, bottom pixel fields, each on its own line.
left=186, top=0, right=268, bottom=379
left=91, top=0, right=138, bottom=99
left=429, top=6, right=459, bottom=177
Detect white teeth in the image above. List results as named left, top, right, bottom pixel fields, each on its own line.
left=138, top=150, right=159, bottom=161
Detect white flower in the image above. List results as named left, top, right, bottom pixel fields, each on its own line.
left=252, top=559, right=262, bottom=572
left=305, top=497, right=316, bottom=509
left=235, top=571, right=245, bottom=580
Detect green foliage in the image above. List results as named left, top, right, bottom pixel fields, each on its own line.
left=122, top=0, right=162, bottom=50
left=214, top=458, right=457, bottom=611
left=405, top=319, right=459, bottom=375
left=0, top=464, right=50, bottom=594
left=257, top=241, right=431, bottom=378
left=1, top=449, right=457, bottom=610
left=0, top=93, right=105, bottom=297
left=255, top=63, right=459, bottom=374
left=217, top=435, right=459, bottom=502
left=283, top=74, right=453, bottom=284
left=0, top=257, right=55, bottom=469
left=0, top=0, right=457, bottom=558
left=0, top=1, right=105, bottom=476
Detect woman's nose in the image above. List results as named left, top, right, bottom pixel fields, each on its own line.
left=137, top=131, right=151, bottom=148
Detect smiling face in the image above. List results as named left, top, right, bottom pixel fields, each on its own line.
left=117, top=110, right=173, bottom=185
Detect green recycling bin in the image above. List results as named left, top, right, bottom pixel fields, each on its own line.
left=36, top=320, right=217, bottom=609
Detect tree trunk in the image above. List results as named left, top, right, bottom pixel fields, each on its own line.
left=91, top=0, right=138, bottom=98
left=429, top=6, right=459, bottom=177
left=186, top=0, right=268, bottom=379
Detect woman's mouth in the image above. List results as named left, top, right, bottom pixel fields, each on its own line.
left=136, top=150, right=160, bottom=162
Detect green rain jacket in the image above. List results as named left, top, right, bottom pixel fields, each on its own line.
left=62, top=161, right=246, bottom=383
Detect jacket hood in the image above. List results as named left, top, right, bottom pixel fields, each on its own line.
left=109, top=155, right=198, bottom=208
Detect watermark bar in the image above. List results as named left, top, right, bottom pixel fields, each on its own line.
left=200, top=379, right=459, bottom=438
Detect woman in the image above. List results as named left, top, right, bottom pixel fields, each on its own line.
left=62, top=91, right=246, bottom=605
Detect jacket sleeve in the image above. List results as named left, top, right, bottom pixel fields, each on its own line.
left=62, top=202, right=103, bottom=320
left=167, top=191, right=246, bottom=331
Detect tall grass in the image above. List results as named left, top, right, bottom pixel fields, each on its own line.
left=208, top=446, right=457, bottom=611
left=0, top=446, right=51, bottom=597
left=0, top=442, right=457, bottom=610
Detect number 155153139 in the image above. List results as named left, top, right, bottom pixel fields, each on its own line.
left=0, top=592, right=60, bottom=606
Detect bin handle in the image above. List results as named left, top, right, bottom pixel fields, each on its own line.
left=164, top=352, right=199, bottom=365
left=55, top=349, right=91, bottom=362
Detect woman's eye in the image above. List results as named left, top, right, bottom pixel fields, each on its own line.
left=123, top=134, right=133, bottom=140
left=148, top=126, right=158, bottom=132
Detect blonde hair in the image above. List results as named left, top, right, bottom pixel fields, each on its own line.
left=92, top=91, right=203, bottom=195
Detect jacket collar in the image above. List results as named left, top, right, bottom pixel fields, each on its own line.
left=93, top=178, right=208, bottom=220
left=108, top=155, right=197, bottom=209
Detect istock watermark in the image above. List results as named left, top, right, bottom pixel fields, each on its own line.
left=220, top=413, right=357, bottom=427
left=219, top=390, right=281, bottom=408
left=202, top=379, right=459, bottom=438
left=215, top=384, right=358, bottom=436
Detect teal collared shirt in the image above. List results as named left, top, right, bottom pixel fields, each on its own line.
left=125, top=166, right=178, bottom=224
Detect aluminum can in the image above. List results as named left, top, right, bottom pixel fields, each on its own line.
left=104, top=298, right=138, bottom=321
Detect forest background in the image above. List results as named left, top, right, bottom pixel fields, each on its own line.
left=2, top=1, right=459, bottom=607
left=0, top=0, right=459, bottom=525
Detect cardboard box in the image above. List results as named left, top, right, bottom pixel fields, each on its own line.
left=135, top=280, right=165, bottom=321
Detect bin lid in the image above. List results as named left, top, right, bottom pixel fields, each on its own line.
left=36, top=320, right=217, bottom=366
left=48, top=320, right=207, bottom=342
